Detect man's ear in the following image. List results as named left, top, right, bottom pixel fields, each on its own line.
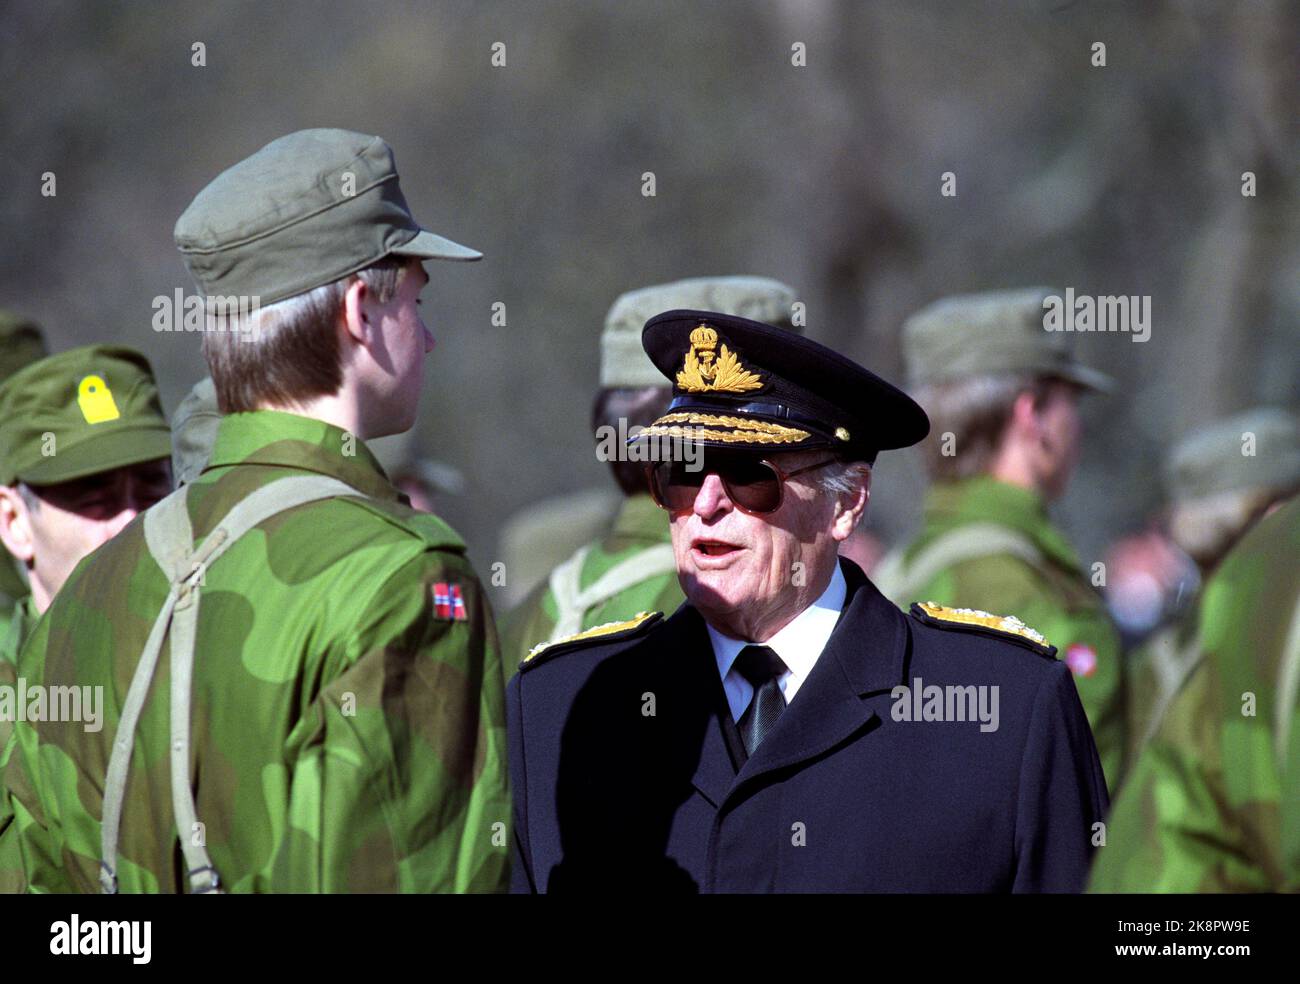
left=341, top=276, right=371, bottom=346
left=830, top=465, right=871, bottom=542
left=1008, top=389, right=1043, bottom=441
left=0, top=486, right=36, bottom=564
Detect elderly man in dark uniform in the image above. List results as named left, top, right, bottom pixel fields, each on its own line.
left=507, top=310, right=1108, bottom=893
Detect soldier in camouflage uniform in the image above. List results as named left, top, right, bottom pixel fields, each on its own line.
left=1124, top=408, right=1300, bottom=769
left=0, top=310, right=48, bottom=643
left=0, top=347, right=173, bottom=670
left=0, top=129, right=509, bottom=893
left=0, top=347, right=173, bottom=894
left=501, top=276, right=799, bottom=676
left=1089, top=493, right=1300, bottom=891
left=874, top=288, right=1127, bottom=788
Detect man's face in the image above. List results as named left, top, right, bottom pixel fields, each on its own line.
left=1036, top=382, right=1083, bottom=500
left=0, top=458, right=172, bottom=613
left=363, top=260, right=433, bottom=435
left=666, top=449, right=846, bottom=641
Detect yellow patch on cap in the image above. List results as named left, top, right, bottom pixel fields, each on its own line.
left=77, top=375, right=120, bottom=424
left=915, top=601, right=1050, bottom=647
left=676, top=325, right=764, bottom=394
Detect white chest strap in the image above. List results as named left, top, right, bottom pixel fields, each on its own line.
left=546, top=543, right=677, bottom=643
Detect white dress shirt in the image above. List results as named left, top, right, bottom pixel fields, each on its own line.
left=707, top=563, right=848, bottom=724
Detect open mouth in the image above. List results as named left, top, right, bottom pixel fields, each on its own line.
left=692, top=539, right=742, bottom=557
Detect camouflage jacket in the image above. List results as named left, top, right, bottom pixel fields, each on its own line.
left=0, top=595, right=36, bottom=755
left=880, top=476, right=1127, bottom=789
left=501, top=493, right=683, bottom=681
left=1089, top=496, right=1300, bottom=892
left=0, top=557, right=28, bottom=651
left=0, top=410, right=510, bottom=893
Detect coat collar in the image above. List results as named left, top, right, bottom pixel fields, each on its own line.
left=730, top=560, right=907, bottom=790
left=202, top=410, right=401, bottom=502
left=658, top=604, right=745, bottom=808
left=667, top=559, right=911, bottom=806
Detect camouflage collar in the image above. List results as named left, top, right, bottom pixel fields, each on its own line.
left=923, top=476, right=1081, bottom=571
left=1, top=594, right=37, bottom=665
left=203, top=410, right=400, bottom=501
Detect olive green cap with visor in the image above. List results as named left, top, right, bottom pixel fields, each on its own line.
left=902, top=287, right=1114, bottom=392
left=174, top=128, right=481, bottom=306
left=0, top=345, right=172, bottom=487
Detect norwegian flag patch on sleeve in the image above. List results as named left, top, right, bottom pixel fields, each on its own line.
left=432, top=582, right=469, bottom=621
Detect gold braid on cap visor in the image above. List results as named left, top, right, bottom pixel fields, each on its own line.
left=638, top=411, right=811, bottom=445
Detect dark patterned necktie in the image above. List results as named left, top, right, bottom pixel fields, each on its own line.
left=735, top=645, right=788, bottom=756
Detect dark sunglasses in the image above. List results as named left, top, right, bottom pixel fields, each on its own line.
left=646, top=454, right=839, bottom=515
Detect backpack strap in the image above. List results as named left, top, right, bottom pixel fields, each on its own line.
left=872, top=523, right=1044, bottom=607
left=1274, top=592, right=1300, bottom=768
left=546, top=543, right=677, bottom=643
left=100, top=475, right=364, bottom=894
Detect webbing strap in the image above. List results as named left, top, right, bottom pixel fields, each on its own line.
left=100, top=475, right=364, bottom=894
left=1273, top=593, right=1300, bottom=768
left=546, top=543, right=677, bottom=642
left=1135, top=624, right=1205, bottom=756
left=871, top=523, right=1045, bottom=607
left=546, top=544, right=591, bottom=643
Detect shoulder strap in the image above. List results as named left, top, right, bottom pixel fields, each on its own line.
left=546, top=543, right=677, bottom=643
left=1134, top=623, right=1205, bottom=754
left=1274, top=591, right=1300, bottom=768
left=100, top=475, right=364, bottom=894
left=873, top=523, right=1044, bottom=607
left=546, top=544, right=593, bottom=642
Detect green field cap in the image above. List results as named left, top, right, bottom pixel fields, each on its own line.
left=1164, top=407, right=1300, bottom=503
left=902, top=287, right=1114, bottom=392
left=174, top=128, right=480, bottom=306
left=0, top=345, right=171, bottom=486
left=0, top=309, right=47, bottom=385
left=602, top=276, right=800, bottom=388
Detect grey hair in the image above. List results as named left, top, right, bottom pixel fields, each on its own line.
left=818, top=459, right=872, bottom=496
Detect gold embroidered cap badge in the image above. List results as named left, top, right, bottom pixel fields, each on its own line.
left=675, top=324, right=764, bottom=393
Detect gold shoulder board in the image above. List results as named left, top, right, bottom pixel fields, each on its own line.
left=523, top=610, right=662, bottom=667
left=911, top=601, right=1052, bottom=650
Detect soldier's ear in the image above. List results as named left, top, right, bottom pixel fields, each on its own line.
left=0, top=486, right=36, bottom=564
left=341, top=277, right=372, bottom=345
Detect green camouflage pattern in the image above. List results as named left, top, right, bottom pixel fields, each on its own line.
left=0, top=582, right=24, bottom=658
left=894, top=475, right=1127, bottom=788
left=1089, top=495, right=1300, bottom=892
left=0, top=599, right=37, bottom=891
left=0, top=595, right=37, bottom=742
left=0, top=409, right=510, bottom=893
left=502, top=493, right=683, bottom=681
